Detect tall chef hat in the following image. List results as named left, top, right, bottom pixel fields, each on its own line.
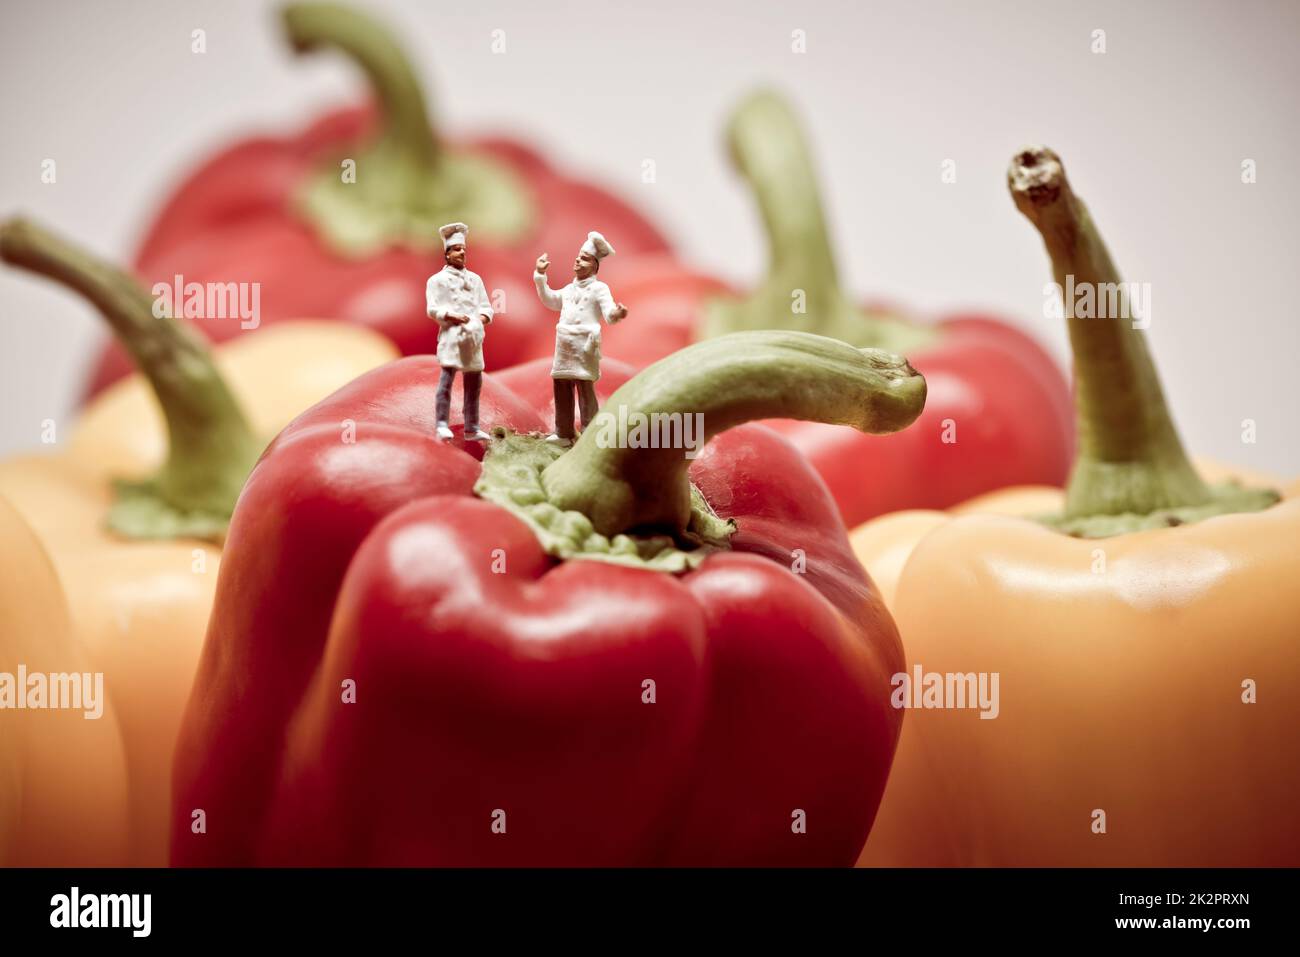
left=439, top=222, right=469, bottom=248
left=580, top=231, right=615, bottom=260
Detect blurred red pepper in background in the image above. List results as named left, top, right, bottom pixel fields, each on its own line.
left=86, top=2, right=669, bottom=396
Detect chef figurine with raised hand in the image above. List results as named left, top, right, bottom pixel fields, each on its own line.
left=427, top=221, right=493, bottom=442
left=533, top=231, right=628, bottom=446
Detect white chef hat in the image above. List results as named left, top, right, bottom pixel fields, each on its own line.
left=580, top=231, right=615, bottom=260
left=439, top=222, right=469, bottom=248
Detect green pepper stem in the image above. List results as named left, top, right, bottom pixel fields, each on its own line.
left=541, top=330, right=926, bottom=536
left=729, top=90, right=842, bottom=310
left=282, top=2, right=534, bottom=254
left=283, top=2, right=440, bottom=171
left=1008, top=147, right=1215, bottom=518
left=702, top=91, right=935, bottom=355
left=0, top=218, right=261, bottom=537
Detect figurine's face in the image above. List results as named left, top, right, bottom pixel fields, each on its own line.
left=446, top=243, right=466, bottom=268
left=574, top=251, right=598, bottom=279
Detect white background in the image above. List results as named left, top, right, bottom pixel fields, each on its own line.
left=2, top=0, right=1297, bottom=473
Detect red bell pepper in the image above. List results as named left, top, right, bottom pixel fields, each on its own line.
left=88, top=2, right=669, bottom=397
left=170, top=331, right=927, bottom=866
left=554, top=91, right=1074, bottom=527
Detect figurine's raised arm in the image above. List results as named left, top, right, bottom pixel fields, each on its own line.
left=533, top=253, right=562, bottom=311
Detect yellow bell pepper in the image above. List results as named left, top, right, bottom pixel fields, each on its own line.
left=0, top=218, right=397, bottom=864
left=0, top=494, right=129, bottom=866
left=853, top=149, right=1300, bottom=866
left=853, top=461, right=1287, bottom=609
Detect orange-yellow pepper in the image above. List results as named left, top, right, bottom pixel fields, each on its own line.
left=0, top=218, right=397, bottom=864
left=0, top=495, right=130, bottom=866
left=853, top=149, right=1300, bottom=867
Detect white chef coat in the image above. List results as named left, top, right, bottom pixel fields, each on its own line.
left=426, top=265, right=493, bottom=371
left=534, top=271, right=619, bottom=381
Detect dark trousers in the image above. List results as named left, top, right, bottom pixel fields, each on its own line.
left=553, top=378, right=599, bottom=439
left=436, top=367, right=482, bottom=431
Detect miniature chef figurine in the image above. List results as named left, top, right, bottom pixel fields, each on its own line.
left=427, top=222, right=493, bottom=441
left=533, top=231, right=628, bottom=445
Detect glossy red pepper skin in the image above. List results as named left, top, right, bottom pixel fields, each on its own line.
left=85, top=104, right=669, bottom=397
left=170, top=358, right=904, bottom=867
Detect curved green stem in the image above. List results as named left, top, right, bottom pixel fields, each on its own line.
left=284, top=2, right=440, bottom=171
left=284, top=2, right=533, bottom=254
left=542, top=330, right=926, bottom=536
left=1009, top=147, right=1277, bottom=534
left=702, top=90, right=936, bottom=355
left=0, top=218, right=262, bottom=542
left=728, top=90, right=841, bottom=304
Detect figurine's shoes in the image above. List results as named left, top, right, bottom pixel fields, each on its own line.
left=465, top=428, right=492, bottom=442
left=436, top=424, right=454, bottom=441
left=544, top=433, right=573, bottom=447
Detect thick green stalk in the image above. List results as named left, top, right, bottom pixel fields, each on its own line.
left=1008, top=147, right=1276, bottom=534
left=283, top=2, right=440, bottom=171
left=0, top=218, right=262, bottom=541
left=702, top=90, right=935, bottom=355
left=542, top=330, right=925, bottom=536
left=284, top=2, right=533, bottom=254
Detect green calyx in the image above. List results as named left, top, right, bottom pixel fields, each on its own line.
left=702, top=90, right=938, bottom=356
left=1039, top=482, right=1278, bottom=538
left=0, top=218, right=262, bottom=542
left=477, top=330, right=927, bottom=573
left=283, top=2, right=535, bottom=255
left=1009, top=147, right=1279, bottom=538
left=474, top=433, right=736, bottom=573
